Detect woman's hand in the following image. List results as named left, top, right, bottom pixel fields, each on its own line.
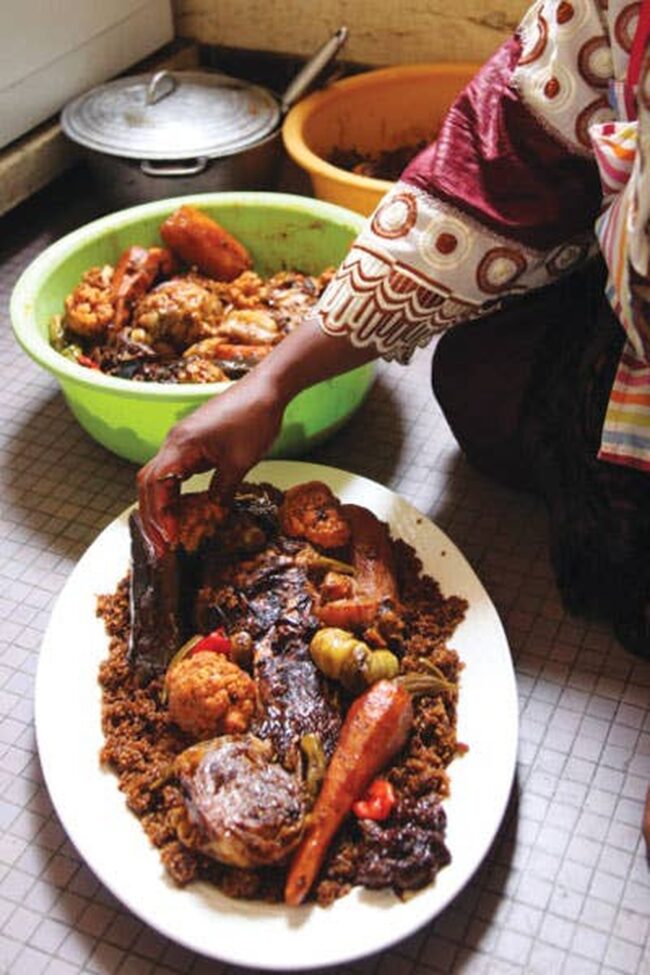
left=136, top=317, right=379, bottom=555
left=137, top=370, right=285, bottom=556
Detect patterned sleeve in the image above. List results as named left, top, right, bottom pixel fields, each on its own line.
left=310, top=0, right=618, bottom=363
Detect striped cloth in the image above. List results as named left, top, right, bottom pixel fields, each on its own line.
left=591, top=81, right=650, bottom=471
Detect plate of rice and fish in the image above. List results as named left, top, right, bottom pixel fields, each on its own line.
left=35, top=460, right=518, bottom=970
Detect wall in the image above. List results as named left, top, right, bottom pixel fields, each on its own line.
left=173, top=0, right=529, bottom=66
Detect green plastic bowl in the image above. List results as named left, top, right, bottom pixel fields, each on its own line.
left=11, top=192, right=373, bottom=465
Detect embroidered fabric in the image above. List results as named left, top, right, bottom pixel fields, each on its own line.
left=314, top=0, right=650, bottom=471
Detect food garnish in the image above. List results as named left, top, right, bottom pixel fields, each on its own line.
left=352, top=778, right=396, bottom=821
left=188, top=627, right=232, bottom=658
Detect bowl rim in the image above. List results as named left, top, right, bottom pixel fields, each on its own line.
left=10, top=191, right=366, bottom=401
left=282, top=62, right=482, bottom=193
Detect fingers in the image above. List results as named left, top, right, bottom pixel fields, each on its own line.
left=208, top=463, right=245, bottom=504
left=135, top=378, right=277, bottom=552
left=137, top=449, right=185, bottom=556
left=137, top=414, right=224, bottom=554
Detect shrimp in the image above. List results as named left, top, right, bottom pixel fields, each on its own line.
left=216, top=308, right=280, bottom=345
left=279, top=482, right=351, bottom=550
left=112, top=246, right=176, bottom=331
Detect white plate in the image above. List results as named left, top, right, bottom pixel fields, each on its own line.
left=35, top=460, right=518, bottom=971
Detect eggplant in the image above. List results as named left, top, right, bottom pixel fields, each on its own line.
left=128, top=511, right=183, bottom=675
left=175, top=735, right=305, bottom=868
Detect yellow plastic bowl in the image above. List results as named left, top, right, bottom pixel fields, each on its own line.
left=283, top=63, right=480, bottom=216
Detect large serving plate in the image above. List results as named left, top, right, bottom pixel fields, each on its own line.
left=35, top=460, right=518, bottom=971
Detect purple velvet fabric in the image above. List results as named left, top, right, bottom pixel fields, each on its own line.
left=402, top=37, right=603, bottom=251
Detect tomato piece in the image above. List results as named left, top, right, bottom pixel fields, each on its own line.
left=78, top=354, right=99, bottom=369
left=188, top=628, right=232, bottom=657
left=352, top=778, right=396, bottom=821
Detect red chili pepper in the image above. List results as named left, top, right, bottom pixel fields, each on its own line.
left=78, top=354, right=99, bottom=369
left=188, top=627, right=232, bottom=657
left=352, top=778, right=396, bottom=821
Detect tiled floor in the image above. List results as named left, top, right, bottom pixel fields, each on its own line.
left=0, top=170, right=649, bottom=975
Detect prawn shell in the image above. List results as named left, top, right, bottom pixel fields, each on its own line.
left=111, top=246, right=175, bottom=331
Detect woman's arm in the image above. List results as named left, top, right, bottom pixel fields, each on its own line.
left=311, top=0, right=613, bottom=366
left=138, top=0, right=614, bottom=548
left=137, top=320, right=378, bottom=555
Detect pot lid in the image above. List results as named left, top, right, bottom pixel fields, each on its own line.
left=61, top=70, right=281, bottom=160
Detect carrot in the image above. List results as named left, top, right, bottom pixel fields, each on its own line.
left=284, top=679, right=413, bottom=905
left=316, top=597, right=380, bottom=629
left=160, top=205, right=252, bottom=281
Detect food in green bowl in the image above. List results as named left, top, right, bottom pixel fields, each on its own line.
left=11, top=192, right=372, bottom=465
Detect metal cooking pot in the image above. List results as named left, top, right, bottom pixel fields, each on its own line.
left=61, top=28, right=348, bottom=208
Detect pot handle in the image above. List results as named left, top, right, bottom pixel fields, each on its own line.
left=146, top=70, right=177, bottom=106
left=140, top=157, right=209, bottom=177
left=280, top=26, right=348, bottom=114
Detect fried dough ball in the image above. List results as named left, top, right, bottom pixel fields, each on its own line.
left=165, top=652, right=256, bottom=740
left=131, top=277, right=223, bottom=349
left=64, top=265, right=115, bottom=339
left=280, top=481, right=351, bottom=549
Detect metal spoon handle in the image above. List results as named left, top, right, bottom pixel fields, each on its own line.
left=280, top=26, right=348, bottom=114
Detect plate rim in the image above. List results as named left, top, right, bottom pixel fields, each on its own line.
left=35, top=459, right=518, bottom=970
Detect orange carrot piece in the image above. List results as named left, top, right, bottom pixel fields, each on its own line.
left=284, top=679, right=413, bottom=906
left=160, top=205, right=252, bottom=281
left=316, top=597, right=380, bottom=629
